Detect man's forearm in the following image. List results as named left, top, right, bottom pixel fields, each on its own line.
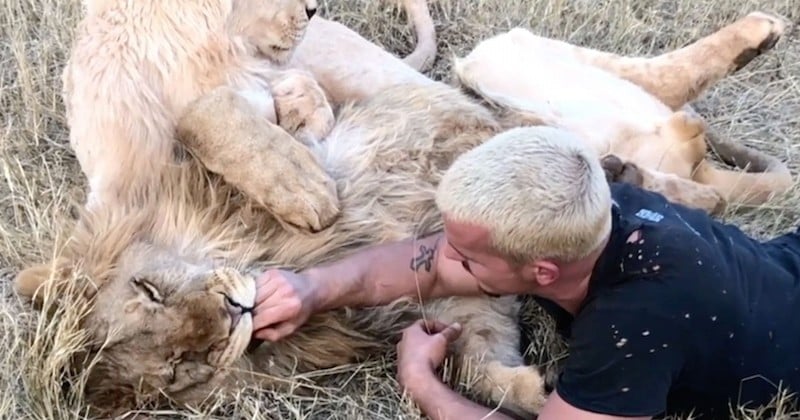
left=303, top=233, right=445, bottom=312
left=407, top=374, right=515, bottom=420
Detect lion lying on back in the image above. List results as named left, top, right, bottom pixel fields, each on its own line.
left=453, top=12, right=792, bottom=213
left=15, top=1, right=793, bottom=418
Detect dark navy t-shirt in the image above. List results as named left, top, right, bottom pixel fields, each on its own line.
left=536, top=183, right=800, bottom=419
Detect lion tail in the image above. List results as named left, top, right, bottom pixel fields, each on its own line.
left=675, top=105, right=793, bottom=206
left=396, top=0, right=438, bottom=72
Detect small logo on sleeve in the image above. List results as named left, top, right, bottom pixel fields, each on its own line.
left=635, top=208, right=664, bottom=223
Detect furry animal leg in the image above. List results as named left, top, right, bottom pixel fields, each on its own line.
left=175, top=85, right=340, bottom=233
left=567, top=12, right=788, bottom=109
left=430, top=296, right=548, bottom=417
left=641, top=166, right=727, bottom=214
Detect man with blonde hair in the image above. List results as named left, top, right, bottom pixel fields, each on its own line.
left=252, top=126, right=800, bottom=419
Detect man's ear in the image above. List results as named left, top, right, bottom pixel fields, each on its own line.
left=14, top=257, right=70, bottom=307
left=530, top=260, right=559, bottom=287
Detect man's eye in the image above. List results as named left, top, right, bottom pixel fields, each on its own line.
left=461, top=260, right=473, bottom=274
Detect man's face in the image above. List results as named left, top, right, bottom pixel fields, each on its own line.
left=441, top=215, right=534, bottom=296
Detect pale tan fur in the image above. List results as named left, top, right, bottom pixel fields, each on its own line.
left=17, top=5, right=792, bottom=419
left=16, top=81, right=548, bottom=417
left=453, top=12, right=793, bottom=213
left=288, top=15, right=439, bottom=106
left=437, top=126, right=614, bottom=263
left=63, top=0, right=436, bottom=233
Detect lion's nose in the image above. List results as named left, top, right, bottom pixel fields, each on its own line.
left=223, top=294, right=253, bottom=332
left=306, top=7, right=316, bottom=19
left=223, top=294, right=253, bottom=314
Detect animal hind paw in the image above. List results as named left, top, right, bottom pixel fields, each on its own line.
left=479, top=361, right=548, bottom=416
left=731, top=12, right=788, bottom=71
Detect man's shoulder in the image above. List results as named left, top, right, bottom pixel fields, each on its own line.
left=606, top=183, right=728, bottom=265
left=583, top=273, right=691, bottom=324
left=609, top=182, right=669, bottom=209
left=610, top=183, right=702, bottom=226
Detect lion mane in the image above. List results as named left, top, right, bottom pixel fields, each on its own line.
left=17, top=0, right=549, bottom=417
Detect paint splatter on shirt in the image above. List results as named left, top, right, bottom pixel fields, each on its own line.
left=535, top=183, right=800, bottom=419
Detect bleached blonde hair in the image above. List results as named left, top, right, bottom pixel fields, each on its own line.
left=436, top=126, right=613, bottom=263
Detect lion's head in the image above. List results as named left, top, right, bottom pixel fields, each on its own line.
left=82, top=0, right=318, bottom=65
left=14, top=201, right=257, bottom=414
left=228, top=0, right=320, bottom=64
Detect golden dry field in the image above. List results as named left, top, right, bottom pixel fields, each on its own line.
left=1, top=0, right=799, bottom=418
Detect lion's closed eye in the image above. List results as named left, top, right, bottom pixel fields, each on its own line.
left=131, top=277, right=163, bottom=303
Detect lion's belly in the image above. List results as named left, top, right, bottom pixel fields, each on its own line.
left=457, top=28, right=674, bottom=156
left=290, top=17, right=435, bottom=105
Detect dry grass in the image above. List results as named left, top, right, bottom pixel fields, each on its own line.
left=1, top=0, right=799, bottom=418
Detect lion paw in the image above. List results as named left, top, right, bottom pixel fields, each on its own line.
left=601, top=154, right=644, bottom=187
left=694, top=187, right=728, bottom=215
left=731, top=12, right=788, bottom=71
left=666, top=110, right=706, bottom=141
left=267, top=168, right=340, bottom=233
left=247, top=144, right=339, bottom=232
left=272, top=71, right=335, bottom=146
left=232, top=140, right=339, bottom=232
left=175, top=84, right=340, bottom=233
left=479, top=362, right=548, bottom=416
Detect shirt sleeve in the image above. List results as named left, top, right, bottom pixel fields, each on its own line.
left=554, top=304, right=687, bottom=417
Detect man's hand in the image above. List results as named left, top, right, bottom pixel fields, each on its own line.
left=252, top=269, right=318, bottom=341
left=396, top=319, right=463, bottom=395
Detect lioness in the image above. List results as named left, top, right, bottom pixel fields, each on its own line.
left=453, top=13, right=792, bottom=212
left=15, top=2, right=792, bottom=419
left=63, top=0, right=436, bottom=234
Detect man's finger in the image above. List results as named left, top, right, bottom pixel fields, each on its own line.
left=436, top=322, right=462, bottom=342
left=254, top=321, right=297, bottom=342
left=255, top=272, right=280, bottom=304
left=422, top=319, right=452, bottom=334
left=252, top=303, right=296, bottom=331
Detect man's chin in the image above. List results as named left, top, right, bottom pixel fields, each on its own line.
left=478, top=285, right=502, bottom=298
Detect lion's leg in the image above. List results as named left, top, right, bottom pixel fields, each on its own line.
left=692, top=160, right=793, bottom=207
left=609, top=160, right=728, bottom=214
left=176, top=85, right=340, bottom=233
left=429, top=296, right=547, bottom=417
left=566, top=12, right=787, bottom=109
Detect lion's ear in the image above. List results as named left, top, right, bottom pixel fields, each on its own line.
left=14, top=257, right=70, bottom=307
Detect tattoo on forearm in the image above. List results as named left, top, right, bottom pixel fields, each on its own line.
left=410, top=243, right=437, bottom=272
